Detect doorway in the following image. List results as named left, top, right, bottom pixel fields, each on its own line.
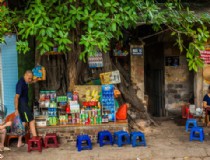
left=144, top=42, right=165, bottom=117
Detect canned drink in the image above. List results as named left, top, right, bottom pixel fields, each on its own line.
left=72, top=113, right=75, bottom=118
left=93, top=109, right=97, bottom=116
left=97, top=116, right=101, bottom=124
left=40, top=91, right=46, bottom=101
left=92, top=110, right=95, bottom=117
left=85, top=113, right=88, bottom=119
left=94, top=117, right=97, bottom=124
left=85, top=115, right=88, bottom=123
left=68, top=115, right=72, bottom=123
left=45, top=91, right=50, bottom=100
left=76, top=118, right=80, bottom=124
left=91, top=117, right=94, bottom=124
left=88, top=110, right=92, bottom=118
left=99, top=116, right=102, bottom=124
left=81, top=113, right=85, bottom=121
left=77, top=113, right=80, bottom=118
left=97, top=109, right=101, bottom=116
left=72, top=118, right=76, bottom=124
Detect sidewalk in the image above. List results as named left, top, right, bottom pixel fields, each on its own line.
left=3, top=118, right=210, bottom=160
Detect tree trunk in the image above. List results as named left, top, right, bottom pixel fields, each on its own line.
left=67, top=28, right=85, bottom=91
left=101, top=53, right=158, bottom=131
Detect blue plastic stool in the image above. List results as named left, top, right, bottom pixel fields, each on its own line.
left=185, top=119, right=197, bottom=132
left=113, top=130, right=130, bottom=147
left=97, top=130, right=113, bottom=147
left=76, top=135, right=92, bottom=151
left=189, top=126, right=204, bottom=142
left=130, top=131, right=146, bottom=147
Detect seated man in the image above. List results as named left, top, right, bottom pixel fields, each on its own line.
left=203, top=85, right=210, bottom=126
left=0, top=112, right=24, bottom=149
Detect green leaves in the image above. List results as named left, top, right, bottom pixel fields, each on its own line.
left=185, top=27, right=209, bottom=71
left=79, top=30, right=111, bottom=61
left=0, top=6, right=13, bottom=43
left=111, top=23, right=116, bottom=31
left=16, top=41, right=30, bottom=54
left=1, top=0, right=210, bottom=72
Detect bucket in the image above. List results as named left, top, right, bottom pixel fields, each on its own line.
left=185, top=107, right=193, bottom=119
left=182, top=105, right=188, bottom=119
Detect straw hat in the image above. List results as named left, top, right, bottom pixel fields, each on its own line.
left=203, top=66, right=210, bottom=84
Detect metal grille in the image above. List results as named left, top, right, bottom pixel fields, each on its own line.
left=147, top=69, right=165, bottom=117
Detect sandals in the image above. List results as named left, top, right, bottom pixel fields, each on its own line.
left=17, top=143, right=25, bottom=148
left=0, top=147, right=11, bottom=152
left=3, top=147, right=10, bottom=151
left=0, top=154, right=4, bottom=159
left=0, top=146, right=4, bottom=152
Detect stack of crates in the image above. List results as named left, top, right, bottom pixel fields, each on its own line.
left=101, top=84, right=115, bottom=122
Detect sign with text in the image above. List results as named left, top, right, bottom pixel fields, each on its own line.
left=88, top=51, right=103, bottom=68
left=131, top=47, right=144, bottom=56
left=100, top=70, right=121, bottom=84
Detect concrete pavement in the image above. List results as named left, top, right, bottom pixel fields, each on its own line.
left=3, top=118, right=210, bottom=160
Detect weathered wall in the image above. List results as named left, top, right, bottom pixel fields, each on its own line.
left=164, top=44, right=193, bottom=115
left=36, top=122, right=128, bottom=143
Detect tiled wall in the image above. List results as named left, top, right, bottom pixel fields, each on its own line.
left=36, top=122, right=128, bottom=144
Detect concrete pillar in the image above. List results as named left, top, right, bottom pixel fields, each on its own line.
left=130, top=44, right=144, bottom=101
left=194, top=67, right=203, bottom=108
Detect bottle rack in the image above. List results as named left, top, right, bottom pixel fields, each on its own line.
left=101, top=84, right=116, bottom=122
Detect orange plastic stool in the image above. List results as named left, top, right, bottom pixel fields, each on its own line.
left=44, top=133, right=59, bottom=148
left=28, top=136, right=43, bottom=152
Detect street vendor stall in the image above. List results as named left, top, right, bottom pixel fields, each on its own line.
left=33, top=84, right=128, bottom=143
left=32, top=52, right=128, bottom=143
left=35, top=84, right=125, bottom=126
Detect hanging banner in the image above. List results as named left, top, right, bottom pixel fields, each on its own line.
left=200, top=50, right=210, bottom=64
left=100, top=70, right=121, bottom=84
left=88, top=51, right=103, bottom=68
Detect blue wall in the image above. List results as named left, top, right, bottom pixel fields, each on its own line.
left=0, top=35, right=18, bottom=115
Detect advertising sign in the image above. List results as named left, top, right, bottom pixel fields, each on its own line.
left=100, top=70, right=121, bottom=84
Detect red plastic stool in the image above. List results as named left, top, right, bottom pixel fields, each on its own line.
left=28, top=136, right=43, bottom=152
left=44, top=133, right=59, bottom=148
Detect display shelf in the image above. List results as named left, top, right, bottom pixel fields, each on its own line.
left=35, top=115, right=47, bottom=119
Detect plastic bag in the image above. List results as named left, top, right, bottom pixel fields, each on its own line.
left=11, top=116, right=25, bottom=136
left=116, top=103, right=128, bottom=120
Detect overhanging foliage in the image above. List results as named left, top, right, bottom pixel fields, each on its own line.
left=1, top=0, right=210, bottom=71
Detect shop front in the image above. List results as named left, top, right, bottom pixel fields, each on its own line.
left=33, top=62, right=128, bottom=142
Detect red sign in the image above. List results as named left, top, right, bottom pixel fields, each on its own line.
left=200, top=50, right=210, bottom=64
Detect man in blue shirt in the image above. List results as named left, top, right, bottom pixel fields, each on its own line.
left=203, top=85, right=210, bottom=126
left=14, top=70, right=37, bottom=146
